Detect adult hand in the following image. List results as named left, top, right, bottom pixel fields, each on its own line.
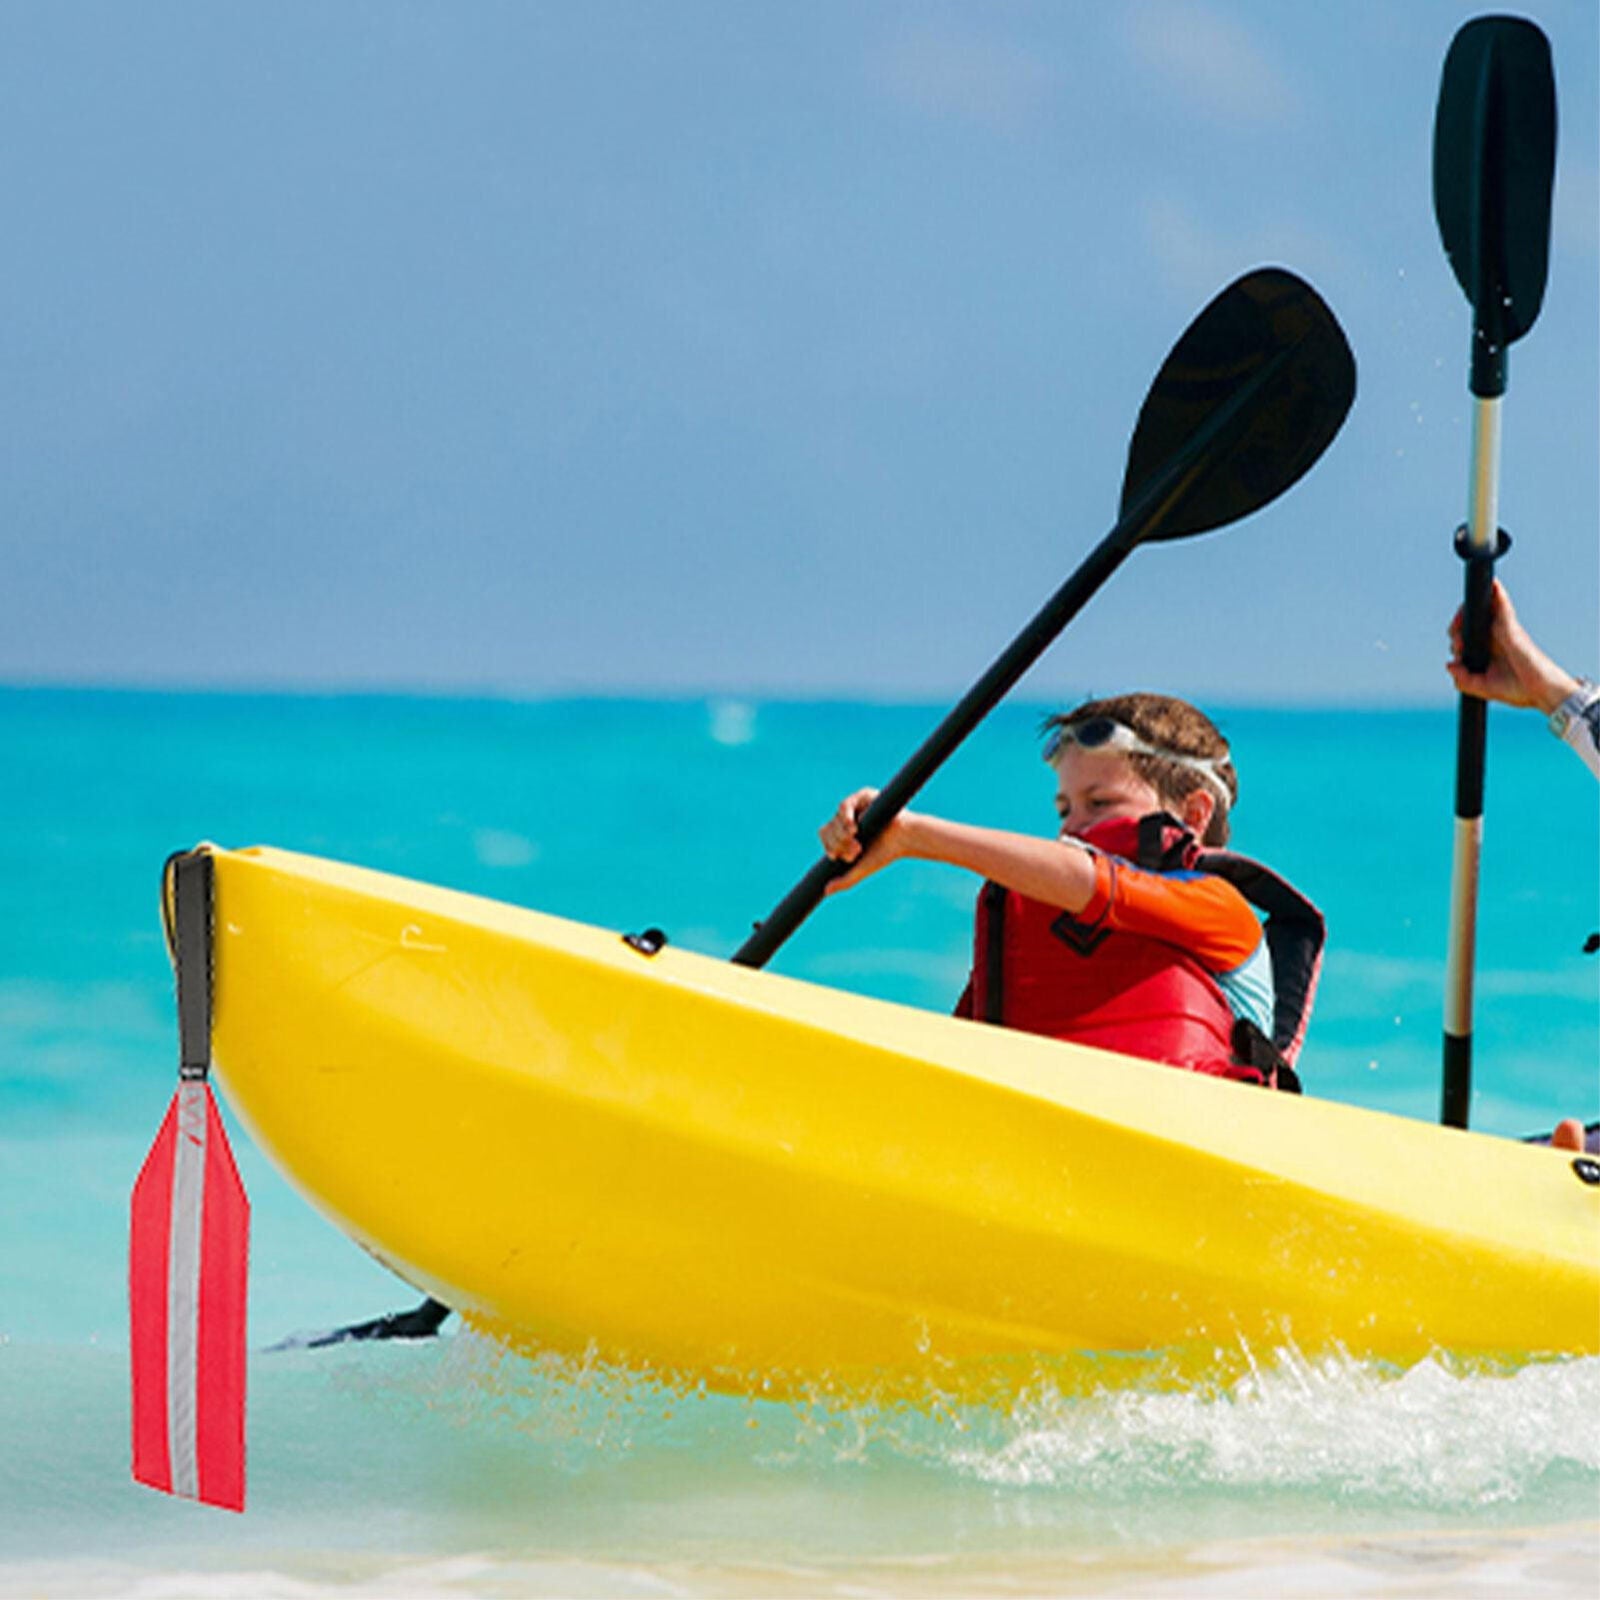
left=1447, top=580, right=1578, bottom=713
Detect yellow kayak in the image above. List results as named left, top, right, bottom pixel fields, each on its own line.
left=202, top=844, right=1599, bottom=1395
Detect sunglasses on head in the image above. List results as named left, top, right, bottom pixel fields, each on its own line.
left=1043, top=716, right=1231, bottom=801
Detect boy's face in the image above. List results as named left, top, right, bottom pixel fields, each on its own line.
left=1052, top=746, right=1166, bottom=839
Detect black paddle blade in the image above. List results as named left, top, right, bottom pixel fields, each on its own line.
left=1433, top=17, right=1556, bottom=392
left=1120, top=267, right=1355, bottom=541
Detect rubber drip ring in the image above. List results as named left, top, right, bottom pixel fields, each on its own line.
left=1452, top=524, right=1512, bottom=564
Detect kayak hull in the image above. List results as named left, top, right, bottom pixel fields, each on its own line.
left=205, top=845, right=1600, bottom=1395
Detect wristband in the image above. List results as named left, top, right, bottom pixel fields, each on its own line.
left=1548, top=678, right=1600, bottom=740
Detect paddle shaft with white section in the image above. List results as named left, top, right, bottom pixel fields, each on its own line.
left=1441, top=396, right=1503, bottom=1128
left=1431, top=15, right=1557, bottom=1129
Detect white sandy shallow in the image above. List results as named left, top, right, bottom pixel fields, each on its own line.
left=4, top=1524, right=1599, bottom=1600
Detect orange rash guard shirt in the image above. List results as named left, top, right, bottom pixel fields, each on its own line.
left=1076, top=851, right=1263, bottom=971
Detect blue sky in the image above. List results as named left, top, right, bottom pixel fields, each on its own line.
left=3, top=1, right=1595, bottom=701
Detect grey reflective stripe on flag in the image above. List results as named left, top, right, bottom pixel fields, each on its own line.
left=167, top=1080, right=208, bottom=1501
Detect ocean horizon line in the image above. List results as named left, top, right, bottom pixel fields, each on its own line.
left=0, top=677, right=1458, bottom=714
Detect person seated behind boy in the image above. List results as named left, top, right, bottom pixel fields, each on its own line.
left=820, top=693, right=1322, bottom=1089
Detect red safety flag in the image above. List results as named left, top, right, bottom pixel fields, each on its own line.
left=130, top=852, right=249, bottom=1512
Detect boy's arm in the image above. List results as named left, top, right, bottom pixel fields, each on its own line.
left=1082, top=859, right=1262, bottom=971
left=824, top=807, right=1099, bottom=911
left=820, top=797, right=1258, bottom=971
left=902, top=815, right=1099, bottom=910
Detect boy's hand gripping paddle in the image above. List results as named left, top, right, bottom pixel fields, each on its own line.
left=733, top=266, right=1356, bottom=969
left=130, top=849, right=249, bottom=1512
left=1432, top=17, right=1556, bottom=1128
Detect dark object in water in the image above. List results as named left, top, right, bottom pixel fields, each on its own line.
left=271, top=1296, right=453, bottom=1351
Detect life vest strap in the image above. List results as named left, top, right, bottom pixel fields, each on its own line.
left=1195, top=849, right=1325, bottom=1066
left=980, top=881, right=1007, bottom=1023
left=1230, top=1016, right=1303, bottom=1093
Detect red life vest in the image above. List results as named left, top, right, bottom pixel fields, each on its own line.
left=954, top=813, right=1322, bottom=1090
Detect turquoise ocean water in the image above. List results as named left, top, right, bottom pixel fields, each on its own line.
left=2, top=689, right=1596, bottom=1597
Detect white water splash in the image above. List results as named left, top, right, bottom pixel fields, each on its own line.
left=953, top=1351, right=1600, bottom=1508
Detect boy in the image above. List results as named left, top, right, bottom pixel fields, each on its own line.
left=820, top=693, right=1321, bottom=1088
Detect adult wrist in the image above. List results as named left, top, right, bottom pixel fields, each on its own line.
left=1533, top=665, right=1581, bottom=715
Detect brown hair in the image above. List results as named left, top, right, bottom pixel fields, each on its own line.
left=1042, top=692, right=1237, bottom=845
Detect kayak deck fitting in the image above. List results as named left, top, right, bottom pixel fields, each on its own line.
left=199, top=844, right=1599, bottom=1398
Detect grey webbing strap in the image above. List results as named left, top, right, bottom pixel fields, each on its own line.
left=172, top=853, right=214, bottom=1083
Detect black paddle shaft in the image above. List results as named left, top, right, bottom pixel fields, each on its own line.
left=732, top=281, right=1353, bottom=971
left=1452, top=523, right=1511, bottom=822
left=729, top=380, right=1266, bottom=973
left=732, top=524, right=1134, bottom=969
